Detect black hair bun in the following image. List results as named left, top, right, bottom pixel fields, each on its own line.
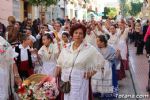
left=104, top=34, right=110, bottom=41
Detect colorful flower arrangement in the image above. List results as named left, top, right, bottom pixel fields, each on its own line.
left=17, top=75, right=59, bottom=100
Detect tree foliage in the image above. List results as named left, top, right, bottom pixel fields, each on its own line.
left=129, top=2, right=143, bottom=16
left=108, top=8, right=117, bottom=19
left=119, top=0, right=143, bottom=17
left=103, top=7, right=117, bottom=19
left=28, top=0, right=57, bottom=7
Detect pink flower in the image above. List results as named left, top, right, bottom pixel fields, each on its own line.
left=0, top=49, right=5, bottom=53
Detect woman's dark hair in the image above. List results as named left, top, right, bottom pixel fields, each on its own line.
left=97, top=34, right=110, bottom=46
left=43, top=24, right=49, bottom=28
left=62, top=32, right=69, bottom=38
left=20, top=33, right=29, bottom=43
left=16, top=21, right=22, bottom=26
left=43, top=33, right=53, bottom=42
left=70, top=23, right=86, bottom=38
left=111, top=24, right=117, bottom=28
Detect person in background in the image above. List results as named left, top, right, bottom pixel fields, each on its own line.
left=128, top=23, right=134, bottom=44
left=92, top=34, right=118, bottom=100
left=32, top=19, right=40, bottom=37
left=26, top=18, right=32, bottom=28
left=21, top=17, right=28, bottom=32
left=108, top=25, right=119, bottom=48
left=102, top=19, right=111, bottom=35
left=85, top=24, right=97, bottom=47
left=134, top=22, right=144, bottom=55
left=70, top=17, right=77, bottom=26
left=108, top=25, right=122, bottom=81
left=25, top=27, right=36, bottom=48
left=53, top=21, right=62, bottom=40
left=13, top=21, right=22, bottom=46
left=59, top=31, right=70, bottom=50
left=7, top=16, right=18, bottom=44
left=35, top=24, right=49, bottom=50
left=63, top=21, right=71, bottom=32
left=38, top=33, right=59, bottom=76
left=143, top=20, right=149, bottom=39
left=117, top=19, right=129, bottom=59
left=116, top=19, right=128, bottom=80
left=0, top=22, right=6, bottom=38
left=15, top=34, right=34, bottom=79
left=144, top=24, right=150, bottom=57
left=64, top=16, right=70, bottom=22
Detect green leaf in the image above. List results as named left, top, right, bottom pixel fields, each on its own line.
left=28, top=0, right=57, bottom=7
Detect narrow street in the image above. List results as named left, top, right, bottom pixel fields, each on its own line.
left=117, top=44, right=150, bottom=100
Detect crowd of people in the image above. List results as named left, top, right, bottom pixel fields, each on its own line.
left=0, top=15, right=150, bottom=100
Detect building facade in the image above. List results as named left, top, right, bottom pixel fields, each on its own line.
left=0, top=0, right=13, bottom=25
left=45, top=0, right=88, bottom=22
left=141, top=0, right=150, bottom=20
left=0, top=0, right=101, bottom=25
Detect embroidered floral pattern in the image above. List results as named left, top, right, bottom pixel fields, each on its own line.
left=0, top=43, right=9, bottom=55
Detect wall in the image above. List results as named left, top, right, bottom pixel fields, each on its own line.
left=0, top=0, right=13, bottom=25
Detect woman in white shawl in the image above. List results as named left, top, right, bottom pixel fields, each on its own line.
left=108, top=25, right=119, bottom=48
left=117, top=19, right=129, bottom=71
left=38, top=33, right=59, bottom=76
left=55, top=23, right=105, bottom=100
left=0, top=36, right=21, bottom=100
left=92, top=34, right=118, bottom=99
left=108, top=25, right=125, bottom=80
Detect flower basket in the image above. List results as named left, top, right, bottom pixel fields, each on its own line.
left=17, top=74, right=59, bottom=100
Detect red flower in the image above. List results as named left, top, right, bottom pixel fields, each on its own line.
left=17, top=86, right=26, bottom=94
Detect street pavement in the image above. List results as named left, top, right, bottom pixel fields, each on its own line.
left=128, top=44, right=150, bottom=100
left=116, top=44, right=150, bottom=100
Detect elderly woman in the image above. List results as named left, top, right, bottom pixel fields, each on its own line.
left=117, top=19, right=129, bottom=71
left=92, top=34, right=118, bottom=99
left=55, top=23, right=105, bottom=100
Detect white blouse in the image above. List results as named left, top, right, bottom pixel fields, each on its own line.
left=108, top=32, right=119, bottom=49
left=116, top=28, right=129, bottom=60
left=18, top=44, right=30, bottom=61
left=57, top=41, right=105, bottom=71
left=85, top=31, right=97, bottom=47
left=117, top=28, right=129, bottom=41
left=38, top=43, right=59, bottom=62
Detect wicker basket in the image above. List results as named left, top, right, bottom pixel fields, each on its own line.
left=23, top=74, right=48, bottom=85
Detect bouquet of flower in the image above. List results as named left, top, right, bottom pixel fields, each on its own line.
left=17, top=74, right=59, bottom=100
